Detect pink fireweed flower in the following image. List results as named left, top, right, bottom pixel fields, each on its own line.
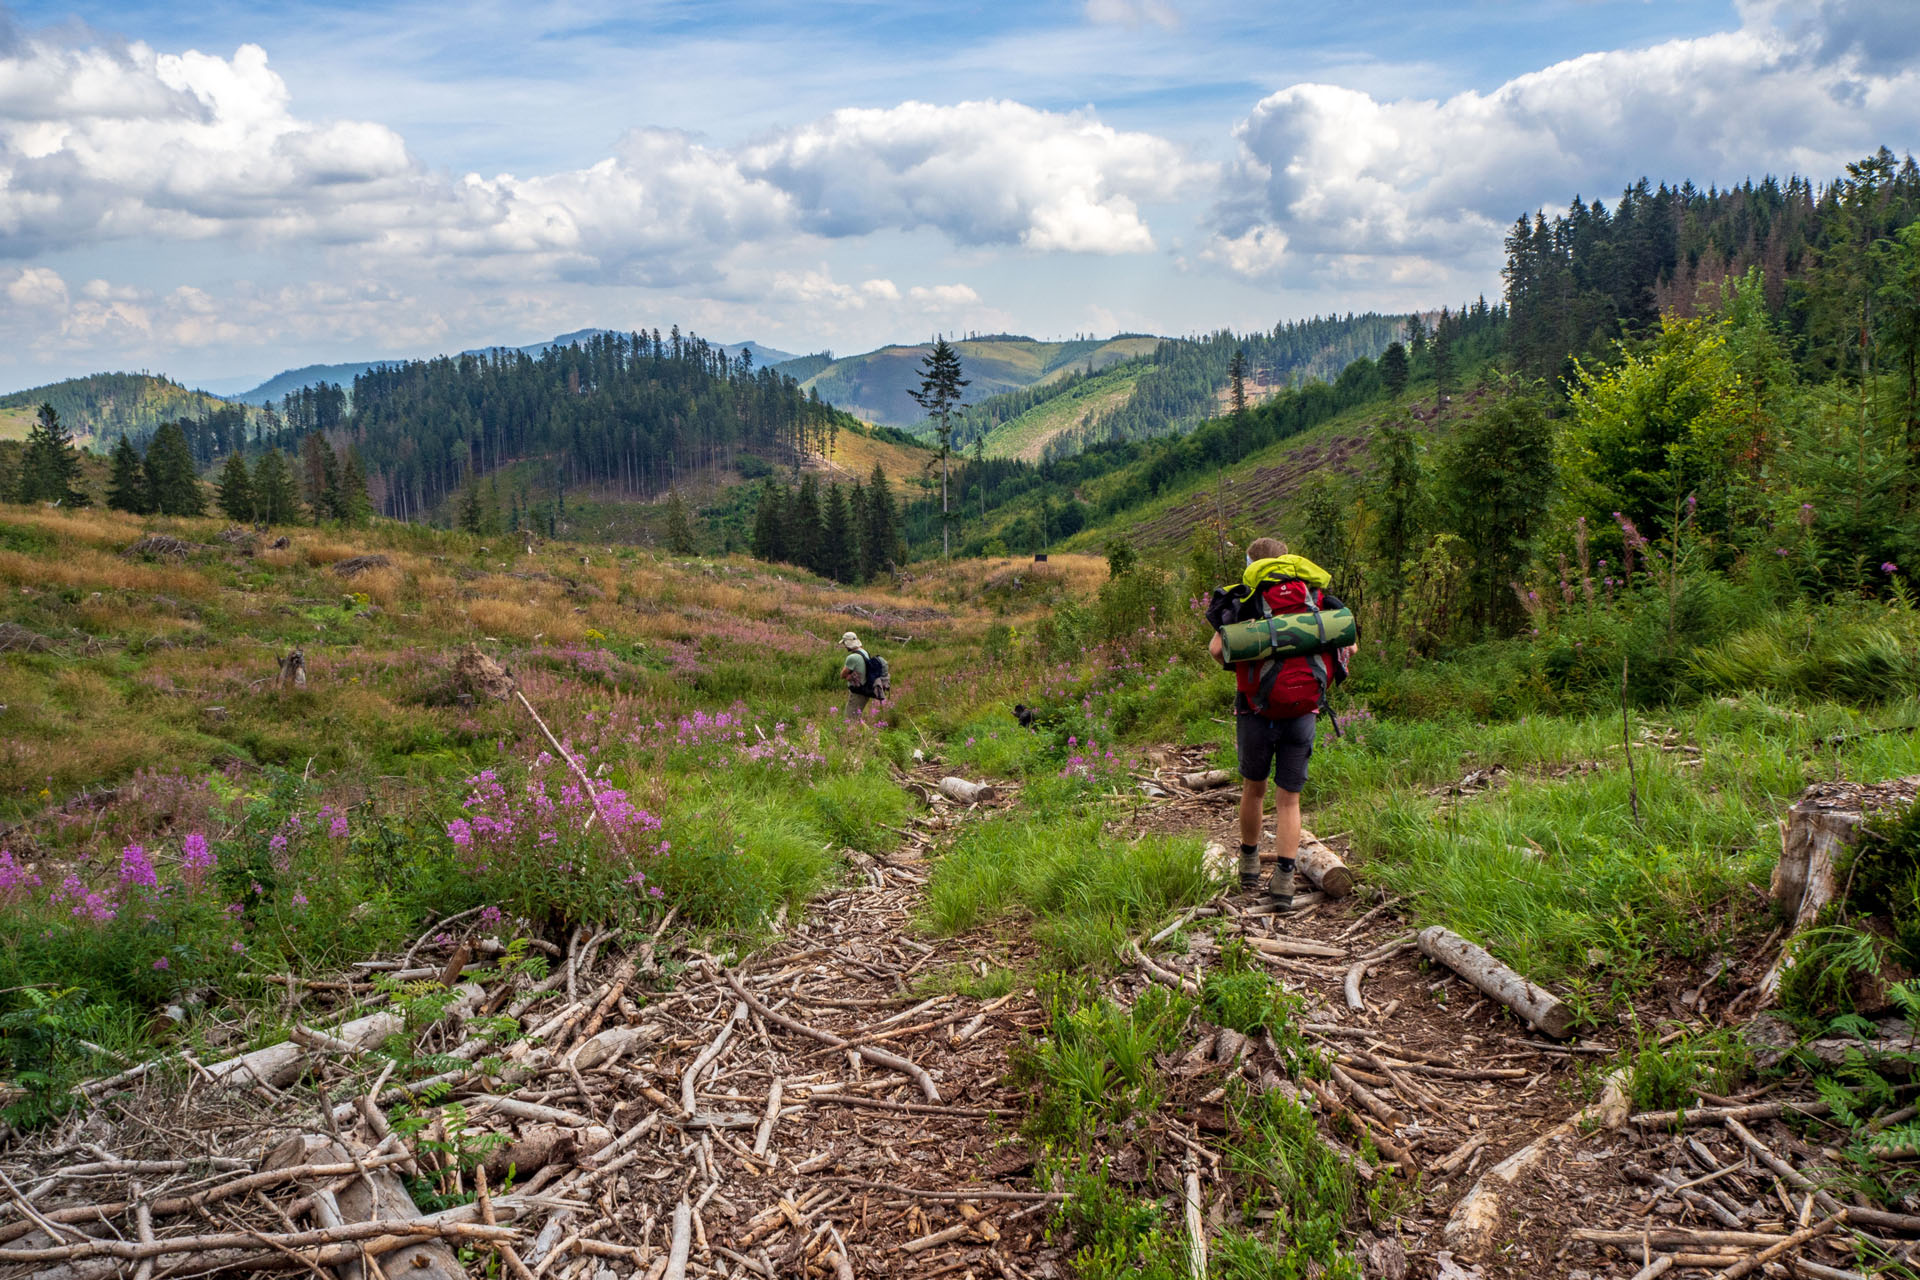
left=1884, top=562, right=1899, bottom=574
left=479, top=905, right=504, bottom=926
left=0, top=849, right=40, bottom=902
left=329, top=814, right=349, bottom=839
left=53, top=875, right=117, bottom=923
left=153, top=957, right=170, bottom=970
left=291, top=892, right=309, bottom=908
left=181, top=832, right=214, bottom=883
left=119, top=844, right=157, bottom=891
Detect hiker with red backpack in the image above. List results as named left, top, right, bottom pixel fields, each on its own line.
left=1206, top=538, right=1357, bottom=910
left=838, top=631, right=890, bottom=717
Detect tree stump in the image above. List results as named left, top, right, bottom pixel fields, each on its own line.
left=1761, top=776, right=1920, bottom=1000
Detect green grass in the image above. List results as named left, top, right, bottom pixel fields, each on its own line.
left=922, top=811, right=1216, bottom=967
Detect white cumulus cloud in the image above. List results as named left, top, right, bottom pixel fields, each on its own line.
left=1207, top=0, right=1920, bottom=279
left=740, top=99, right=1208, bottom=254
left=1, top=19, right=1201, bottom=276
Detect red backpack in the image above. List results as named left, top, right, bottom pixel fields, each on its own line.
left=1234, top=578, right=1337, bottom=720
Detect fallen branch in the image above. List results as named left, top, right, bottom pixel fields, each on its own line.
left=723, top=969, right=940, bottom=1103
left=1709, top=1210, right=1847, bottom=1279
left=1629, top=1100, right=1831, bottom=1130
left=0, top=1218, right=518, bottom=1264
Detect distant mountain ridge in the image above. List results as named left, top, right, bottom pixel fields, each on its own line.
left=225, top=332, right=800, bottom=406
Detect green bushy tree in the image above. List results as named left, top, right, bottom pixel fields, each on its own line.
left=1440, top=394, right=1555, bottom=632
left=19, top=404, right=88, bottom=507
left=664, top=488, right=697, bottom=554
left=250, top=449, right=302, bottom=525
left=215, top=451, right=254, bottom=522
left=106, top=435, right=148, bottom=514
left=142, top=422, right=205, bottom=516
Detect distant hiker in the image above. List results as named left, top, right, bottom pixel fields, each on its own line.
left=839, top=631, right=889, bottom=716
left=1206, top=538, right=1356, bottom=910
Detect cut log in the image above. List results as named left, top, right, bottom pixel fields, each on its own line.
left=1296, top=829, right=1354, bottom=898
left=1442, top=1068, right=1629, bottom=1262
left=264, top=1133, right=465, bottom=1280
left=1417, top=926, right=1575, bottom=1040
left=938, top=777, right=998, bottom=805
left=1181, top=769, right=1235, bottom=791
left=1762, top=776, right=1920, bottom=1000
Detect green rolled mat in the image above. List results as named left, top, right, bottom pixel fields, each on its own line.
left=1217, top=606, right=1357, bottom=664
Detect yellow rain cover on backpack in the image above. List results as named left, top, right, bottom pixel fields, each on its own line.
left=1242, top=554, right=1331, bottom=593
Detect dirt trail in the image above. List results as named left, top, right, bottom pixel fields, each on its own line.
left=2, top=753, right=1883, bottom=1280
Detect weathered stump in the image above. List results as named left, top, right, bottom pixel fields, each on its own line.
left=1761, top=776, right=1920, bottom=1001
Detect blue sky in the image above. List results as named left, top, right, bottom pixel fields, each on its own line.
left=1, top=0, right=1915, bottom=391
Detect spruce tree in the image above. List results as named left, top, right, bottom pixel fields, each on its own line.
left=19, top=403, right=88, bottom=507
left=862, top=462, right=899, bottom=577
left=1228, top=347, right=1249, bottom=419
left=299, top=434, right=341, bottom=521
left=1380, top=342, right=1410, bottom=397
left=908, top=338, right=968, bottom=558
left=215, top=451, right=254, bottom=522
left=787, top=475, right=824, bottom=574
left=143, top=422, right=205, bottom=516
left=750, top=482, right=785, bottom=562
left=1440, top=396, right=1554, bottom=631
left=821, top=483, right=857, bottom=583
left=664, top=489, right=697, bottom=554
left=251, top=449, right=302, bottom=525
left=107, top=435, right=149, bottom=513
left=1367, top=422, right=1427, bottom=641
left=458, top=479, right=485, bottom=533
left=338, top=450, right=373, bottom=525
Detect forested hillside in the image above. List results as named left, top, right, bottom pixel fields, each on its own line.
left=244, top=329, right=854, bottom=522
left=801, top=333, right=1158, bottom=425
left=0, top=373, right=238, bottom=446
left=938, top=313, right=1406, bottom=461
left=1505, top=146, right=1920, bottom=382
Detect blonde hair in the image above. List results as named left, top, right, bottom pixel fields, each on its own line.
left=1247, top=537, right=1289, bottom=559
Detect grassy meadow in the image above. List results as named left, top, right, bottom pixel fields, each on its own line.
left=4, top=493, right=1920, bottom=1272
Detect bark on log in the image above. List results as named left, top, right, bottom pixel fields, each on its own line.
left=938, top=777, right=997, bottom=804
left=1417, top=926, right=1575, bottom=1039
left=1442, top=1068, right=1627, bottom=1261
left=1181, top=769, right=1234, bottom=791
left=1762, top=777, right=1920, bottom=999
left=264, top=1133, right=466, bottom=1280
left=1296, top=830, right=1353, bottom=898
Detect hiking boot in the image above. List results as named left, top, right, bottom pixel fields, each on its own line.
left=1267, top=866, right=1296, bottom=912
left=1237, top=848, right=1262, bottom=892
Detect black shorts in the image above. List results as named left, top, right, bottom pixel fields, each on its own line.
left=1235, top=713, right=1316, bottom=792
